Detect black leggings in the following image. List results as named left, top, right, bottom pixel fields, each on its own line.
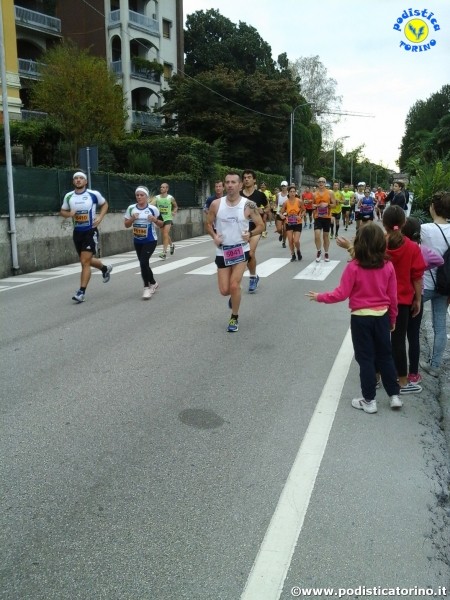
left=407, top=298, right=423, bottom=374
left=391, top=304, right=410, bottom=378
left=135, top=241, right=157, bottom=286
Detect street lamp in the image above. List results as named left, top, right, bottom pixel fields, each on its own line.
left=289, top=102, right=314, bottom=185
left=332, top=135, right=349, bottom=182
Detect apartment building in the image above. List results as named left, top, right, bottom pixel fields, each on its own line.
left=1, top=0, right=184, bottom=131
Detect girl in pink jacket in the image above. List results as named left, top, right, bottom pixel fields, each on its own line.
left=306, top=223, right=400, bottom=414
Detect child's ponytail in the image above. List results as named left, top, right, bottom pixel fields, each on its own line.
left=383, top=205, right=406, bottom=249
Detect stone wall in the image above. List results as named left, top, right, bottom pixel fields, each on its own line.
left=0, top=208, right=206, bottom=278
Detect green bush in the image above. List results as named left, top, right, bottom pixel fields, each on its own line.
left=407, top=159, right=450, bottom=211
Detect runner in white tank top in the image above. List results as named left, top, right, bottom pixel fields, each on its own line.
left=206, top=172, right=264, bottom=332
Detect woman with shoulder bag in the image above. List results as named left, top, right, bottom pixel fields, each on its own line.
left=419, top=191, right=450, bottom=376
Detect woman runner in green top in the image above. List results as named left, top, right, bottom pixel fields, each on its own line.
left=153, top=182, right=178, bottom=259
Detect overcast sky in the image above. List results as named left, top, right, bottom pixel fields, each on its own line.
left=182, top=0, right=450, bottom=170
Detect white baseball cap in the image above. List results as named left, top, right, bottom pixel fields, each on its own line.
left=357, top=181, right=366, bottom=187
left=280, top=180, right=288, bottom=186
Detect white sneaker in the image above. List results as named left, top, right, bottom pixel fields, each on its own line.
left=351, top=397, right=377, bottom=414
left=399, top=382, right=422, bottom=394
left=142, top=287, right=151, bottom=300
left=148, top=282, right=159, bottom=296
left=390, top=395, right=403, bottom=409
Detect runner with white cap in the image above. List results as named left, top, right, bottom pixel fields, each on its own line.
left=275, top=181, right=289, bottom=248
left=124, top=186, right=164, bottom=299
left=60, top=171, right=113, bottom=303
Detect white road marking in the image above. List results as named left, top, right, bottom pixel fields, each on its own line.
left=240, top=328, right=354, bottom=600
left=153, top=257, right=207, bottom=274
left=293, top=260, right=340, bottom=281
left=1, top=277, right=47, bottom=283
left=243, top=258, right=292, bottom=277
left=186, top=263, right=218, bottom=275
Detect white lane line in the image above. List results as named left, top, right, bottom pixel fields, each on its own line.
left=243, top=258, right=292, bottom=278
left=1, top=277, right=47, bottom=283
left=240, top=328, right=354, bottom=600
left=293, top=260, right=340, bottom=281
left=153, top=257, right=207, bottom=274
left=186, top=263, right=218, bottom=275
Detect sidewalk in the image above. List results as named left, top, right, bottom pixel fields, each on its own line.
left=421, top=303, right=450, bottom=454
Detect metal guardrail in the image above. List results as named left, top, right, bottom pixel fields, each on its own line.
left=131, top=111, right=163, bottom=130
left=21, top=110, right=48, bottom=121
left=18, top=58, right=41, bottom=78
left=109, top=9, right=159, bottom=35
left=15, top=6, right=61, bottom=33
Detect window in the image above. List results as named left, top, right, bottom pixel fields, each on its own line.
left=162, top=19, right=171, bottom=39
left=163, top=63, right=172, bottom=79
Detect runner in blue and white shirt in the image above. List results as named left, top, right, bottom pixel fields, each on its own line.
left=124, top=186, right=164, bottom=300
left=60, top=171, right=112, bottom=304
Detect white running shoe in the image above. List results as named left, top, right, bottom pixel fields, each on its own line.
left=390, top=395, right=403, bottom=409
left=351, top=397, right=377, bottom=414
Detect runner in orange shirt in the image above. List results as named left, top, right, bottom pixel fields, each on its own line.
left=301, top=186, right=314, bottom=229
left=375, top=186, right=387, bottom=220
left=313, top=177, right=336, bottom=262
left=281, top=185, right=305, bottom=261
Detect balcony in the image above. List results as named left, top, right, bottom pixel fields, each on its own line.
left=131, top=111, right=162, bottom=131
left=18, top=58, right=42, bottom=79
left=109, top=9, right=159, bottom=36
left=15, top=6, right=61, bottom=35
left=131, top=63, right=161, bottom=83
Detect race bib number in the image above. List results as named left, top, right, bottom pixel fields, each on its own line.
left=287, top=215, right=298, bottom=224
left=133, top=224, right=148, bottom=238
left=317, top=205, right=329, bottom=218
left=159, top=206, right=168, bottom=214
left=223, top=244, right=245, bottom=266
left=74, top=211, right=90, bottom=223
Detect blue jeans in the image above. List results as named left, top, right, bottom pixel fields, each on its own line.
left=422, top=289, right=449, bottom=368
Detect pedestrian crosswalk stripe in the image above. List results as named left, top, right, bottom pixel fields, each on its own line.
left=1, top=276, right=46, bottom=283
left=153, top=256, right=207, bottom=274
left=242, top=258, right=292, bottom=277
left=293, top=260, right=340, bottom=281
left=186, top=263, right=218, bottom=275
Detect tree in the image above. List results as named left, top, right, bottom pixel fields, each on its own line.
left=161, top=65, right=317, bottom=173
left=184, top=9, right=280, bottom=77
left=289, top=55, right=343, bottom=145
left=399, top=85, right=450, bottom=168
left=30, top=41, right=127, bottom=166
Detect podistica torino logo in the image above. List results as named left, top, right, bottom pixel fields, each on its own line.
left=393, top=8, right=441, bottom=52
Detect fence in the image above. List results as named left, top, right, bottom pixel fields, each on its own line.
left=0, top=167, right=199, bottom=215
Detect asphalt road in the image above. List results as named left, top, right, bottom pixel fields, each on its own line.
left=1, top=226, right=449, bottom=600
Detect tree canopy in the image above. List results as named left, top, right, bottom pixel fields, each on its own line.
left=30, top=41, right=127, bottom=166
left=161, top=64, right=318, bottom=173
left=163, top=9, right=319, bottom=174
left=399, top=84, right=450, bottom=169
left=289, top=55, right=343, bottom=146
left=184, top=9, right=284, bottom=78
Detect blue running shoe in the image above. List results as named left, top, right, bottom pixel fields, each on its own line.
left=72, top=290, right=85, bottom=303
left=227, top=317, right=239, bottom=332
left=248, top=275, right=259, bottom=293
left=102, top=265, right=113, bottom=283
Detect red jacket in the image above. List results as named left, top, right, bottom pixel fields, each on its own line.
left=386, top=237, right=426, bottom=304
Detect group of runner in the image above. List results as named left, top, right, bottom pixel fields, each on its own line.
left=63, top=169, right=404, bottom=336
left=203, top=172, right=409, bottom=332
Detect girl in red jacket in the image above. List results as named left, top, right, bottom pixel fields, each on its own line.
left=383, top=206, right=426, bottom=395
